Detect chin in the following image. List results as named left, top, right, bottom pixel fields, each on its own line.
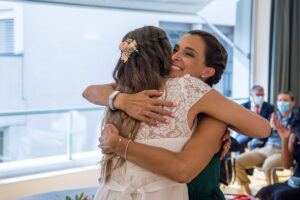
left=169, top=71, right=184, bottom=78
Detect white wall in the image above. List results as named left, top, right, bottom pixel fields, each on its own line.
left=22, top=3, right=206, bottom=110
left=232, top=0, right=252, bottom=98
left=1, top=1, right=239, bottom=113
left=251, top=0, right=272, bottom=100
left=198, top=0, right=236, bottom=25
left=0, top=0, right=246, bottom=163
left=0, top=56, right=26, bottom=131
left=0, top=2, right=24, bottom=54
left=0, top=166, right=99, bottom=200
left=1, top=3, right=206, bottom=162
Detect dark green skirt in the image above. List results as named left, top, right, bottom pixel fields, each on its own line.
left=187, top=152, right=225, bottom=200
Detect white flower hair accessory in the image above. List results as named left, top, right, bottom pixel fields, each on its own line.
left=119, top=38, right=138, bottom=63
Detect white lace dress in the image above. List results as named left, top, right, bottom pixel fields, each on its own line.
left=95, top=74, right=212, bottom=200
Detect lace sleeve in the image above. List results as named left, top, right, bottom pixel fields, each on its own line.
left=180, top=74, right=212, bottom=109
left=135, top=74, right=212, bottom=140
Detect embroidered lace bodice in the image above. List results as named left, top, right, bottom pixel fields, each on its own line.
left=96, top=74, right=212, bottom=200
left=136, top=74, right=212, bottom=141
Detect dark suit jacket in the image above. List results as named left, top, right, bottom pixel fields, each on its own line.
left=242, top=101, right=274, bottom=120
left=292, top=108, right=300, bottom=134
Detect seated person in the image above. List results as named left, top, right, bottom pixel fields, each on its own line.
left=235, top=91, right=295, bottom=196
left=234, top=85, right=274, bottom=154
left=255, top=107, right=300, bottom=200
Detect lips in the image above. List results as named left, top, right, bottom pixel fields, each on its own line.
left=171, top=65, right=183, bottom=71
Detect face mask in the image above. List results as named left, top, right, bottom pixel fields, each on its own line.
left=277, top=101, right=290, bottom=113
left=253, top=95, right=264, bottom=105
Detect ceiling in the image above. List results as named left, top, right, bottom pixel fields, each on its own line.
left=19, top=0, right=214, bottom=14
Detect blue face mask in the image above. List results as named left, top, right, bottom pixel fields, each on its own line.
left=277, top=101, right=290, bottom=113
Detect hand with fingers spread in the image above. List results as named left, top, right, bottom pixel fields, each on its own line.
left=275, top=121, right=291, bottom=140
left=115, top=89, right=176, bottom=126
left=219, top=129, right=231, bottom=160
left=99, top=124, right=120, bottom=154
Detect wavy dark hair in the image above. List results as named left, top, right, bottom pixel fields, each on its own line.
left=188, top=30, right=228, bottom=87
left=101, top=26, right=172, bottom=182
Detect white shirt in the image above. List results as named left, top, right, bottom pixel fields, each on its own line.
left=250, top=100, right=262, bottom=114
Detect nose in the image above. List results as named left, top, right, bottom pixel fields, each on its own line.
left=171, top=51, right=180, bottom=62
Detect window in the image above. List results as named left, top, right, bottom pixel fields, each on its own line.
left=160, top=22, right=192, bottom=48
left=0, top=0, right=252, bottom=178
left=0, top=19, right=14, bottom=54
left=198, top=0, right=253, bottom=99
left=203, top=25, right=234, bottom=97
left=159, top=0, right=253, bottom=99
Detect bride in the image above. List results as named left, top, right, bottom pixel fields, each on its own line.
left=85, top=26, right=270, bottom=200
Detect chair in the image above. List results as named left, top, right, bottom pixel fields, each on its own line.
left=270, top=166, right=293, bottom=184
left=254, top=166, right=293, bottom=184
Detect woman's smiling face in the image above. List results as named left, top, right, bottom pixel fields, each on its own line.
left=169, top=33, right=213, bottom=81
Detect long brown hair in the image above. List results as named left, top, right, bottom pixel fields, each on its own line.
left=101, top=26, right=172, bottom=182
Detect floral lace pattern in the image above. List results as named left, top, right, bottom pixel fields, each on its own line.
left=136, top=74, right=212, bottom=140
left=96, top=74, right=212, bottom=200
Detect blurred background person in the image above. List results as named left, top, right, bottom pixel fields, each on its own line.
left=235, top=91, right=295, bottom=196
left=234, top=85, right=274, bottom=155
left=256, top=107, right=300, bottom=200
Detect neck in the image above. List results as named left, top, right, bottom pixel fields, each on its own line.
left=280, top=111, right=291, bottom=119
left=159, top=78, right=168, bottom=90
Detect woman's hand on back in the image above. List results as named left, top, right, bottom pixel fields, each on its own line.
left=115, top=90, right=176, bottom=126
left=219, top=129, right=231, bottom=160
left=99, top=124, right=120, bottom=154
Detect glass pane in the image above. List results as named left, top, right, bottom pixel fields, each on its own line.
left=0, top=0, right=252, bottom=168
left=199, top=0, right=252, bottom=99
left=1, top=110, right=103, bottom=163
left=159, top=0, right=252, bottom=99
left=3, top=114, right=68, bottom=162
left=71, top=110, right=104, bottom=154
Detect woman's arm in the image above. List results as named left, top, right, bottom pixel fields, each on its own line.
left=285, top=133, right=295, bottom=169
left=275, top=121, right=295, bottom=169
left=100, top=116, right=227, bottom=183
left=193, top=90, right=271, bottom=138
left=82, top=83, right=117, bottom=106
left=82, top=84, right=175, bottom=125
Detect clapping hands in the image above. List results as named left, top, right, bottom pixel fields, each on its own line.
left=270, top=112, right=278, bottom=129
left=271, top=113, right=291, bottom=140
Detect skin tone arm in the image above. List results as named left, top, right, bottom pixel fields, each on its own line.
left=99, top=89, right=269, bottom=183
left=84, top=84, right=231, bottom=159
left=191, top=90, right=271, bottom=138
left=100, top=116, right=227, bottom=183
left=83, top=83, right=117, bottom=106
left=84, top=85, right=270, bottom=138
left=275, top=118, right=295, bottom=169
left=83, top=84, right=175, bottom=126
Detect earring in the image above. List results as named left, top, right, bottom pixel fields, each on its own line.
left=201, top=75, right=205, bottom=78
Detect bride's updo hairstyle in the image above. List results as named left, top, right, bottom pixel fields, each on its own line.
left=188, top=30, right=228, bottom=87
left=101, top=26, right=172, bottom=182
